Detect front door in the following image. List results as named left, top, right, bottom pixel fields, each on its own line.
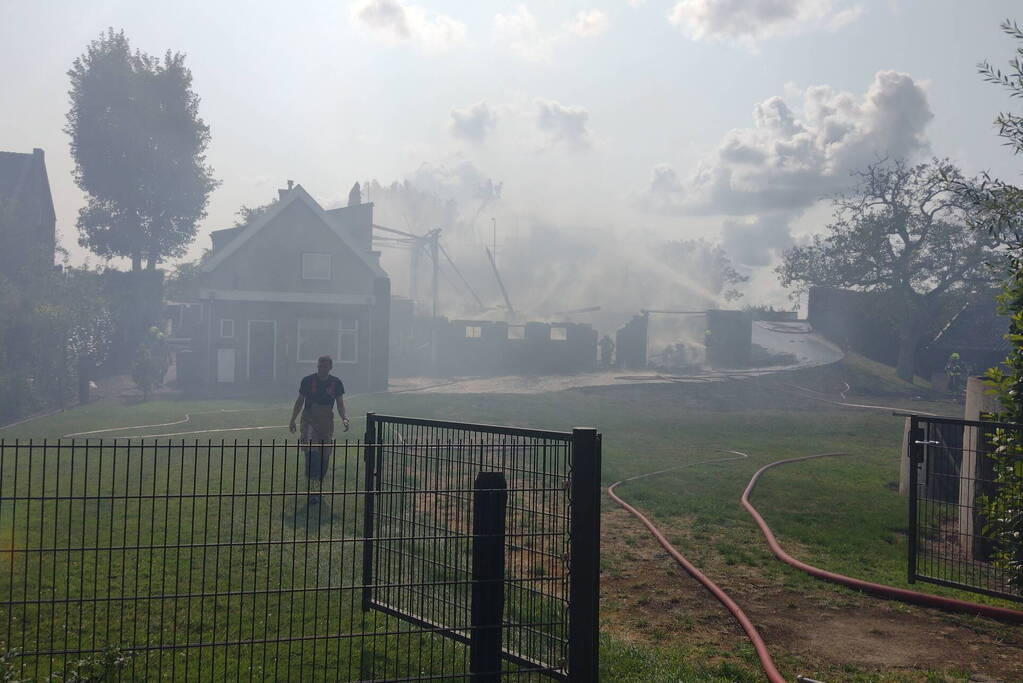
left=248, top=321, right=276, bottom=382
left=216, top=348, right=235, bottom=383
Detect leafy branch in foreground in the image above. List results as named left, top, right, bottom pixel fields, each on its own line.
left=968, top=18, right=1023, bottom=589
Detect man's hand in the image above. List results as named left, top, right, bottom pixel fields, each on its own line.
left=342, top=416, right=351, bottom=432
left=289, top=420, right=297, bottom=434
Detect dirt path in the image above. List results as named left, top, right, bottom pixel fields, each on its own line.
left=601, top=504, right=1023, bottom=681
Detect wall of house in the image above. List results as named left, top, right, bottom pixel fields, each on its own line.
left=200, top=299, right=377, bottom=394
left=705, top=309, right=752, bottom=368
left=205, top=200, right=376, bottom=296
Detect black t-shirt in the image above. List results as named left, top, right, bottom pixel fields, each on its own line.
left=299, top=374, right=344, bottom=412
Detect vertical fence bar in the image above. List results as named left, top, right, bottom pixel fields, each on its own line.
left=362, top=413, right=377, bottom=613
left=568, top=428, right=600, bottom=682
left=469, top=471, right=507, bottom=681
left=907, top=415, right=921, bottom=584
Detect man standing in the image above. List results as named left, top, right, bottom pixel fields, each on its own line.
left=289, top=355, right=350, bottom=504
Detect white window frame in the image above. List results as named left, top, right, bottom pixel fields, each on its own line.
left=297, top=319, right=359, bottom=365
left=301, top=252, right=332, bottom=281
left=550, top=326, right=568, bottom=341
left=246, top=320, right=278, bottom=381
left=507, top=325, right=525, bottom=340
left=465, top=325, right=482, bottom=339
left=220, top=319, right=234, bottom=339
left=338, top=319, right=359, bottom=364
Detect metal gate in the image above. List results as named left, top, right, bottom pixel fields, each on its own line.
left=907, top=414, right=1022, bottom=602
left=0, top=415, right=601, bottom=680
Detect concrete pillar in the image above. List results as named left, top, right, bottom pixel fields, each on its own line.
left=958, top=376, right=1001, bottom=559
left=899, top=417, right=912, bottom=495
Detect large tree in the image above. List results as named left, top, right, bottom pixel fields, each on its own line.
left=778, top=158, right=1004, bottom=382
left=66, top=28, right=218, bottom=271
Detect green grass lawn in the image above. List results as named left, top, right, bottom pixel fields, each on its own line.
left=0, top=373, right=1019, bottom=681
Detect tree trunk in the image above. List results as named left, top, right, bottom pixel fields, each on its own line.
left=896, top=326, right=920, bottom=383
left=131, top=253, right=142, bottom=272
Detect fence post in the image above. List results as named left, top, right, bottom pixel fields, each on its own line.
left=470, top=471, right=508, bottom=681
left=568, top=428, right=600, bottom=681
left=362, top=412, right=377, bottom=612
left=907, top=415, right=921, bottom=584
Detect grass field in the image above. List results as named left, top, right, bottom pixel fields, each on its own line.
left=2, top=364, right=1022, bottom=681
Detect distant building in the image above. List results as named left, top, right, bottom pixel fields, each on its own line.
left=0, top=148, right=56, bottom=279
left=924, top=296, right=1009, bottom=378
left=179, top=183, right=390, bottom=394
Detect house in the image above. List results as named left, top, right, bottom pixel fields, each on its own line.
left=0, top=148, right=56, bottom=280
left=187, top=183, right=390, bottom=394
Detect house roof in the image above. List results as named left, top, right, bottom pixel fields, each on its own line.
left=0, top=152, right=35, bottom=200
left=201, top=184, right=386, bottom=278
left=928, top=297, right=1010, bottom=353
left=0, top=148, right=56, bottom=228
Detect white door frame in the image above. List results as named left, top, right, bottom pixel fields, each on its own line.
left=247, top=319, right=278, bottom=381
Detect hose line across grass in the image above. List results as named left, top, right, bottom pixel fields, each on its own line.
left=742, top=453, right=1023, bottom=624
left=607, top=451, right=789, bottom=683
left=609, top=449, right=1023, bottom=683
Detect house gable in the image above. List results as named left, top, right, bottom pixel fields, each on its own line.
left=0, top=148, right=56, bottom=274
left=202, top=184, right=384, bottom=278
left=201, top=184, right=386, bottom=297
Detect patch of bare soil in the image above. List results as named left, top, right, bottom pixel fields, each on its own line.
left=601, top=504, right=1023, bottom=681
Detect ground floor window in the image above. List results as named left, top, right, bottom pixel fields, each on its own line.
left=298, top=319, right=359, bottom=364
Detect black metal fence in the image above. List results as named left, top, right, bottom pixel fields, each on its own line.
left=907, top=414, right=1023, bottom=603
left=0, top=414, right=601, bottom=680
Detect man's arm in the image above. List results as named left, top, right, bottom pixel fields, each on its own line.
left=289, top=394, right=304, bottom=433
left=337, top=396, right=350, bottom=431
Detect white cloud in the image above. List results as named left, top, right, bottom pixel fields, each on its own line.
left=633, top=164, right=685, bottom=213
left=721, top=214, right=793, bottom=267
left=494, top=5, right=554, bottom=61
left=668, top=0, right=862, bottom=46
left=494, top=5, right=609, bottom=61
left=635, top=70, right=933, bottom=264
left=449, top=101, right=498, bottom=143
left=536, top=99, right=592, bottom=149
left=566, top=9, right=609, bottom=37
left=350, top=0, right=466, bottom=52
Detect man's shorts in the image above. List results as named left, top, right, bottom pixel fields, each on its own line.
left=300, top=415, right=334, bottom=481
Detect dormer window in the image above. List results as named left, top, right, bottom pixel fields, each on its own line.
left=302, top=253, right=331, bottom=280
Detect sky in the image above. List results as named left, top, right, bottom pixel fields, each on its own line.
left=3, top=0, right=1023, bottom=310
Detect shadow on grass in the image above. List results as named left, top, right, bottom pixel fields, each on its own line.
left=281, top=496, right=349, bottom=532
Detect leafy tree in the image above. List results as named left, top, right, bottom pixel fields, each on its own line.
left=0, top=249, right=112, bottom=420
left=66, top=28, right=218, bottom=271
left=232, top=199, right=278, bottom=229
left=777, top=158, right=1005, bottom=382
left=957, top=18, right=1023, bottom=589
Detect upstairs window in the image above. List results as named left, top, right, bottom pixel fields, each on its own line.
left=507, top=326, right=525, bottom=340
left=550, top=326, right=568, bottom=341
left=220, top=319, right=234, bottom=338
left=465, top=326, right=482, bottom=339
left=302, top=253, right=331, bottom=280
